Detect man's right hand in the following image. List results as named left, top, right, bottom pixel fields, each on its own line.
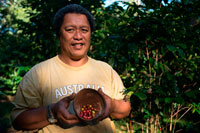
left=51, top=93, right=80, bottom=125
left=13, top=93, right=80, bottom=131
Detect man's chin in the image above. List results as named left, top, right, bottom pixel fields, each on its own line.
left=71, top=55, right=87, bottom=61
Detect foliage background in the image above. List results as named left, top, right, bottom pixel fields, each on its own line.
left=0, top=0, right=199, bottom=132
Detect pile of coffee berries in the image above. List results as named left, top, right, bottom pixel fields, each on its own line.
left=80, top=104, right=97, bottom=120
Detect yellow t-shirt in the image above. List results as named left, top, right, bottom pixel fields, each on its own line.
left=11, top=55, right=125, bottom=133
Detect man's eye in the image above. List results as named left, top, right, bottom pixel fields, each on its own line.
left=82, top=29, right=88, bottom=32
left=65, top=29, right=74, bottom=32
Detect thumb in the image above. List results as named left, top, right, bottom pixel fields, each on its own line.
left=68, top=93, right=76, bottom=101
left=98, top=88, right=104, bottom=95
left=62, top=93, right=76, bottom=109
left=63, top=93, right=76, bottom=103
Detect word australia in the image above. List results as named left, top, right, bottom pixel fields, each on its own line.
left=55, top=84, right=104, bottom=99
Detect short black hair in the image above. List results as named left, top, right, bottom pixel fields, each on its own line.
left=53, top=4, right=95, bottom=37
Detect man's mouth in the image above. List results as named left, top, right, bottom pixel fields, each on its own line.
left=71, top=43, right=84, bottom=49
left=72, top=43, right=83, bottom=46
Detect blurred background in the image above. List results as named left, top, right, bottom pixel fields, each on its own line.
left=0, top=0, right=200, bottom=132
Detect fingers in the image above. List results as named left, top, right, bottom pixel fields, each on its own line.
left=54, top=93, right=80, bottom=125
left=60, top=93, right=76, bottom=108
left=56, top=101, right=80, bottom=125
left=97, top=88, right=103, bottom=94
left=62, top=112, right=78, bottom=120
left=58, top=112, right=79, bottom=125
left=98, top=88, right=107, bottom=98
left=98, top=88, right=110, bottom=99
left=97, top=88, right=113, bottom=121
left=69, top=93, right=76, bottom=100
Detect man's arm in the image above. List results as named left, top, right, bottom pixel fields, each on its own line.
left=12, top=106, right=49, bottom=130
left=12, top=93, right=79, bottom=131
left=110, top=99, right=131, bottom=119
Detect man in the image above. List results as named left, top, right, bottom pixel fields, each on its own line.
left=11, top=4, right=131, bottom=133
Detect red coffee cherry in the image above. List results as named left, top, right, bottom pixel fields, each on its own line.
left=80, top=104, right=97, bottom=120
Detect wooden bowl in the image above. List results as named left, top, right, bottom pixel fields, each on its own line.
left=73, top=88, right=106, bottom=124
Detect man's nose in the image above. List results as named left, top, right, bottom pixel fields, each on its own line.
left=73, top=30, right=82, bottom=40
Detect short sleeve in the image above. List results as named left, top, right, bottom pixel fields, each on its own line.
left=111, top=68, right=125, bottom=100
left=10, top=65, right=42, bottom=122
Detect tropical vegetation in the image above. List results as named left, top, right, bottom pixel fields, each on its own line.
left=0, top=0, right=199, bottom=132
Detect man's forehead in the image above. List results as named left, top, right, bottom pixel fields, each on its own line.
left=64, top=13, right=87, bottom=19
left=62, top=13, right=90, bottom=26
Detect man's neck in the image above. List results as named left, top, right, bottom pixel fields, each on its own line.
left=58, top=55, right=88, bottom=67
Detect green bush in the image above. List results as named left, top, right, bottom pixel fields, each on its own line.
left=92, top=0, right=200, bottom=132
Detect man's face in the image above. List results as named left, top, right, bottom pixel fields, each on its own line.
left=59, top=13, right=91, bottom=60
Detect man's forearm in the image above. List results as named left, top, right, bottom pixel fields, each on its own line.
left=110, top=99, right=131, bottom=119
left=13, top=106, right=49, bottom=130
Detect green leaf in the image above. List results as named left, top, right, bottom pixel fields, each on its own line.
left=118, top=21, right=126, bottom=26
left=177, top=43, right=187, bottom=49
left=0, top=91, right=6, bottom=96
left=167, top=45, right=177, bottom=52
left=185, top=91, right=196, bottom=99
left=175, top=97, right=184, bottom=104
left=165, top=97, right=172, bottom=103
left=133, top=92, right=147, bottom=101
left=177, top=49, right=185, bottom=58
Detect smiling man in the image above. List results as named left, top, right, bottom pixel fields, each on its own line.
left=59, top=13, right=91, bottom=65
left=11, top=4, right=131, bottom=133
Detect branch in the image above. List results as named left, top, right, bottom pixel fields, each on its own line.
left=178, top=106, right=193, bottom=121
left=172, top=106, right=190, bottom=118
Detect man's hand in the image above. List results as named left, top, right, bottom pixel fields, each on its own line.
left=51, top=93, right=80, bottom=125
left=96, top=88, right=113, bottom=121
left=97, top=88, right=131, bottom=121
left=12, top=93, right=80, bottom=131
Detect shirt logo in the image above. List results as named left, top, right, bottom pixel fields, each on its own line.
left=55, top=84, right=104, bottom=99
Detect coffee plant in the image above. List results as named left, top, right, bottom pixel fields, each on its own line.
left=91, top=0, right=200, bottom=132
left=0, top=0, right=199, bottom=132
